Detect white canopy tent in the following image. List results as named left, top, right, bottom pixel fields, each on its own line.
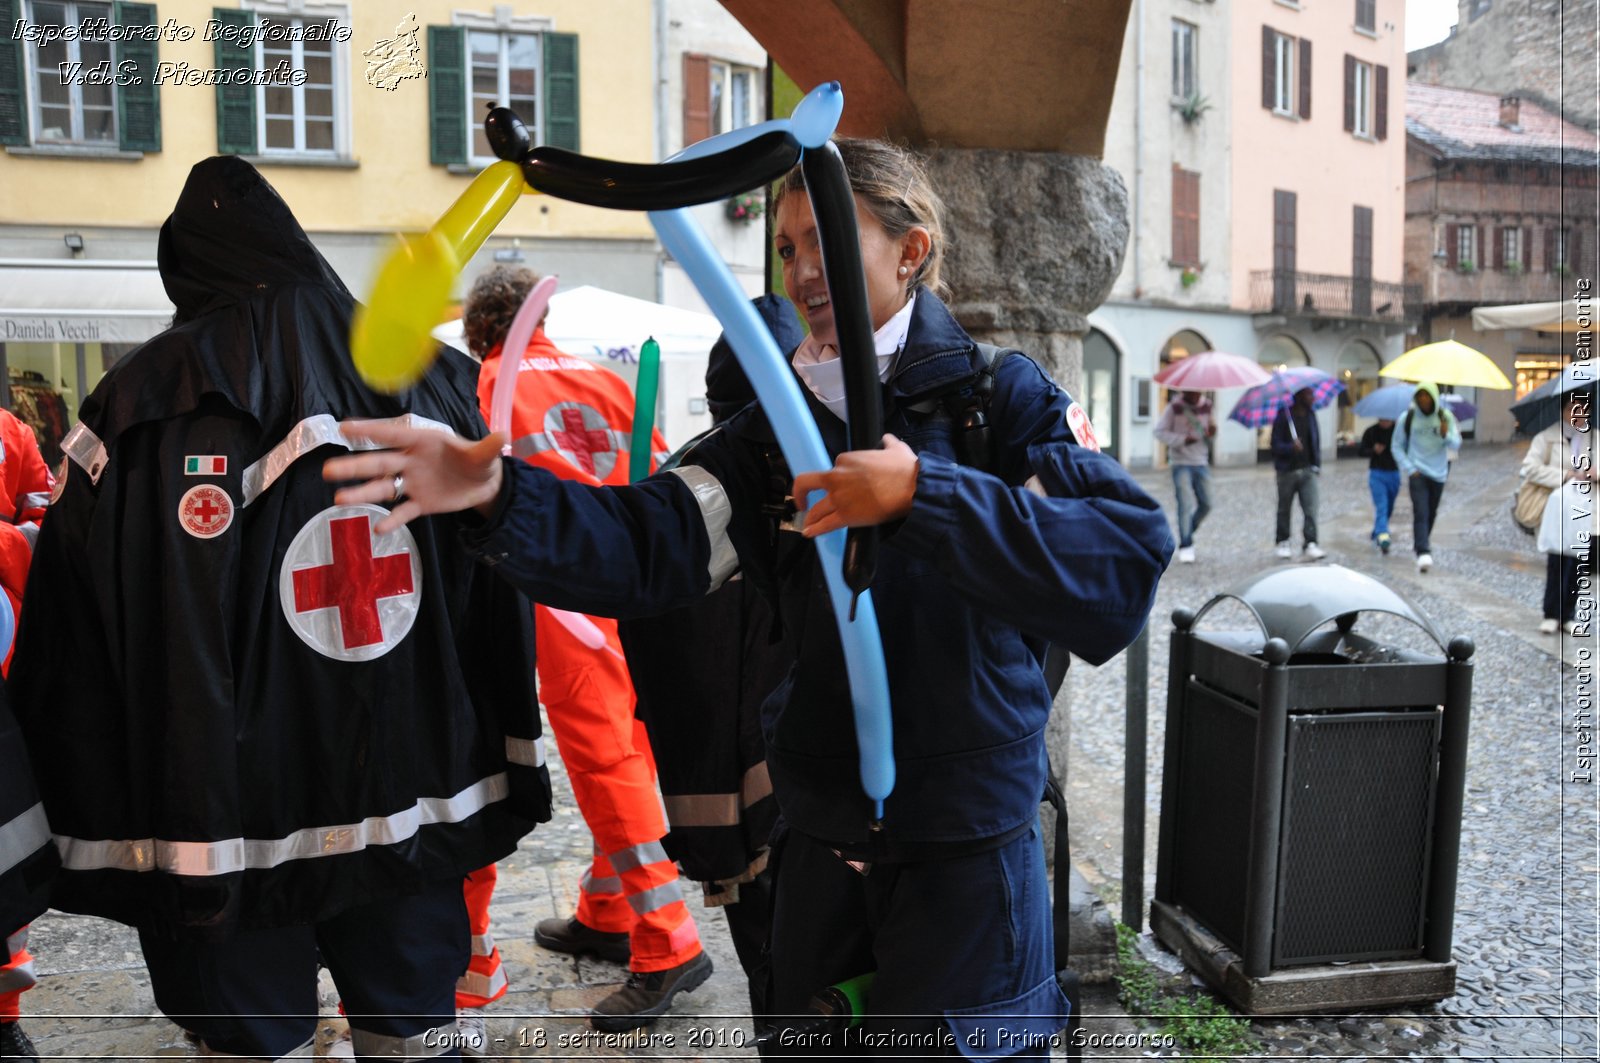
left=433, top=285, right=725, bottom=446
left=1471, top=299, right=1590, bottom=334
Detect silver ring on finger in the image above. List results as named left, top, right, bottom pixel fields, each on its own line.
left=391, top=472, right=405, bottom=502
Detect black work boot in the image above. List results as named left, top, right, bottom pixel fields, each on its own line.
left=0, top=1021, right=39, bottom=1061
left=534, top=915, right=630, bottom=965
left=590, top=951, right=714, bottom=1033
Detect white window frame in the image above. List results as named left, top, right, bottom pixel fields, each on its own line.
left=244, top=1, right=351, bottom=158
left=453, top=9, right=554, bottom=168
left=26, top=0, right=118, bottom=146
left=1504, top=227, right=1523, bottom=269
left=708, top=60, right=760, bottom=136
left=1457, top=225, right=1476, bottom=266
left=1352, top=58, right=1373, bottom=138
left=1273, top=31, right=1296, bottom=116
left=1172, top=19, right=1197, bottom=101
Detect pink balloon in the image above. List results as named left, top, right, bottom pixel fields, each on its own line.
left=488, top=274, right=561, bottom=441
left=547, top=607, right=625, bottom=660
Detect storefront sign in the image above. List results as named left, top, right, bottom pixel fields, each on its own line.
left=1, top=315, right=166, bottom=344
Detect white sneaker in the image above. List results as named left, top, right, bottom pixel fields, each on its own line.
left=1417, top=553, right=1433, bottom=572
left=1178, top=546, right=1196, bottom=564
left=1540, top=618, right=1560, bottom=635
left=1275, top=541, right=1293, bottom=559
left=1304, top=542, right=1326, bottom=560
left=457, top=1010, right=488, bottom=1058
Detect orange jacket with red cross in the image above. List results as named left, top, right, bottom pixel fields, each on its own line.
left=0, top=410, right=54, bottom=673
left=475, top=328, right=668, bottom=488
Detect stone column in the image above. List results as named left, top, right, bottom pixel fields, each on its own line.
left=923, top=148, right=1131, bottom=975
left=923, top=149, right=1130, bottom=401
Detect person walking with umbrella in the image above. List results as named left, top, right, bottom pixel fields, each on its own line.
left=1154, top=390, right=1215, bottom=563
left=1391, top=381, right=1462, bottom=572
left=1522, top=391, right=1596, bottom=633
left=1359, top=416, right=1400, bottom=554
left=1271, top=387, right=1327, bottom=560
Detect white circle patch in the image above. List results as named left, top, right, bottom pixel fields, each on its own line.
left=1065, top=401, right=1103, bottom=453
left=179, top=484, right=235, bottom=538
left=279, top=504, right=423, bottom=661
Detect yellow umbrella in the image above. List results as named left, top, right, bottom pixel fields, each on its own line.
left=1379, top=339, right=1513, bottom=390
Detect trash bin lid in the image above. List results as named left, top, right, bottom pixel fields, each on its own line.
left=1192, top=563, right=1447, bottom=654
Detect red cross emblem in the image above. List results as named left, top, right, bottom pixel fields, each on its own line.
left=179, top=484, right=234, bottom=538
left=280, top=504, right=422, bottom=661
left=1065, top=401, right=1102, bottom=453
left=545, top=402, right=619, bottom=480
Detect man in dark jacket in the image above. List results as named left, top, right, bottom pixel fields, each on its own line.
left=9, top=157, right=551, bottom=1059
left=1360, top=417, right=1399, bottom=554
left=1270, top=387, right=1326, bottom=560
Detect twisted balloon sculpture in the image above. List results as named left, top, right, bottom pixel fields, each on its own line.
left=351, top=83, right=895, bottom=819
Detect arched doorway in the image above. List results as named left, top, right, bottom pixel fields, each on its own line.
left=1336, top=339, right=1383, bottom=455
left=1083, top=328, right=1121, bottom=461
left=1252, top=334, right=1310, bottom=460
left=1154, top=329, right=1210, bottom=467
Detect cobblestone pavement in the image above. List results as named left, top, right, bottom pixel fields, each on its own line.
left=1069, top=442, right=1600, bottom=1060
left=16, top=441, right=1597, bottom=1060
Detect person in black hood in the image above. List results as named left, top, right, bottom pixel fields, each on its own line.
left=9, top=157, right=551, bottom=1059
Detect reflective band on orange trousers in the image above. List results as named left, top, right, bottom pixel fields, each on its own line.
left=455, top=864, right=507, bottom=1008
left=535, top=606, right=701, bottom=973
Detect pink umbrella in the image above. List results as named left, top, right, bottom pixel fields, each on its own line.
left=1154, top=351, right=1274, bottom=390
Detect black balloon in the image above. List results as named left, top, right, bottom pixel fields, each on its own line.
left=485, top=105, right=532, bottom=162
left=519, top=131, right=801, bottom=211
left=802, top=141, right=881, bottom=607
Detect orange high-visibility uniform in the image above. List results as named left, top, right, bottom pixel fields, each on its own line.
left=469, top=329, right=699, bottom=976
left=0, top=411, right=51, bottom=1020
left=453, top=865, right=508, bottom=1008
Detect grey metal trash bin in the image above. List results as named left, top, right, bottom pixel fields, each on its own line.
left=1150, top=564, right=1473, bottom=1013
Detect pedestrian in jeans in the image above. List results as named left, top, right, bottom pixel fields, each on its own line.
left=1154, top=390, right=1214, bottom=563
left=1359, top=416, right=1400, bottom=554
left=1270, top=387, right=1326, bottom=560
left=1391, top=381, right=1461, bottom=573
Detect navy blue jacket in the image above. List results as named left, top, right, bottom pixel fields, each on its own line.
left=1270, top=403, right=1322, bottom=473
left=463, top=293, right=1172, bottom=857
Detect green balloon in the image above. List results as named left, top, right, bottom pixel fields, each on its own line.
left=629, top=337, right=661, bottom=482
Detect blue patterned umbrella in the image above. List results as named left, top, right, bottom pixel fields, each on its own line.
left=1227, top=367, right=1344, bottom=428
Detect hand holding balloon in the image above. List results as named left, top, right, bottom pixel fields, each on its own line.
left=792, top=435, right=918, bottom=539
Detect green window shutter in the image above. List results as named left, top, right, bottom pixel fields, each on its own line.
left=114, top=2, right=160, bottom=151
left=427, top=25, right=465, bottom=165
left=543, top=32, right=578, bottom=151
left=212, top=7, right=255, bottom=154
left=0, top=0, right=28, bottom=146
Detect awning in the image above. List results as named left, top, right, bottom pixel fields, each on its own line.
left=0, top=259, right=174, bottom=345
left=1471, top=299, right=1591, bottom=334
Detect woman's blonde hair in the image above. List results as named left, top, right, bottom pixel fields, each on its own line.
left=773, top=138, right=947, bottom=300
left=463, top=265, right=545, bottom=358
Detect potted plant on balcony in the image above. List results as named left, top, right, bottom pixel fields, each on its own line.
left=726, top=192, right=765, bottom=225
left=1457, top=259, right=1475, bottom=274
left=1506, top=261, right=1524, bottom=276
left=1176, top=93, right=1212, bottom=125
left=1180, top=267, right=1200, bottom=288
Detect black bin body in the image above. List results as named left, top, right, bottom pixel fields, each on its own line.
left=1154, top=566, right=1474, bottom=978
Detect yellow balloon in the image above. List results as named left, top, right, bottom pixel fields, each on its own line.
left=352, top=161, right=527, bottom=393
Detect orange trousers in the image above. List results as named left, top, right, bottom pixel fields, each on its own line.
left=535, top=606, right=701, bottom=973
left=0, top=927, right=34, bottom=1021
left=455, top=866, right=507, bottom=1009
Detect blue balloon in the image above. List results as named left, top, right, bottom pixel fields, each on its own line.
left=650, top=207, right=895, bottom=817
left=0, top=591, right=15, bottom=663
left=668, top=81, right=842, bottom=163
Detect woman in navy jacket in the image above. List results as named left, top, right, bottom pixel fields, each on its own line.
left=329, top=139, right=1172, bottom=1057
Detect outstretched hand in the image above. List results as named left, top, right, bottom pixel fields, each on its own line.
left=792, top=434, right=918, bottom=539
left=322, top=419, right=507, bottom=535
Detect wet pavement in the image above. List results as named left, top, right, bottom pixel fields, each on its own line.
left=1070, top=442, right=1598, bottom=1060
left=13, top=441, right=1598, bottom=1060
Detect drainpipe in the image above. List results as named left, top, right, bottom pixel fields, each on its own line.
left=1132, top=0, right=1144, bottom=299
left=653, top=0, right=668, bottom=301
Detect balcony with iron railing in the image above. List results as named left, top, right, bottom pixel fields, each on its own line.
left=1250, top=271, right=1422, bottom=323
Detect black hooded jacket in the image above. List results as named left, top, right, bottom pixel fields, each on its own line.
left=9, top=157, right=550, bottom=935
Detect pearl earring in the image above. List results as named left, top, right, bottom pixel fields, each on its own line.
left=898, top=265, right=909, bottom=276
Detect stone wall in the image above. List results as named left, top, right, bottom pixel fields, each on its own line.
left=1408, top=0, right=1598, bottom=131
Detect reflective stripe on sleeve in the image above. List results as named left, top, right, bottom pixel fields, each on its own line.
left=504, top=736, right=546, bottom=767
left=666, top=465, right=737, bottom=590
left=0, top=802, right=51, bottom=878
left=55, top=774, right=509, bottom=876
left=62, top=422, right=109, bottom=483
left=19, top=492, right=51, bottom=510
left=241, top=413, right=454, bottom=507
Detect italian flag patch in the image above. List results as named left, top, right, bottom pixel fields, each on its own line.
left=184, top=455, right=227, bottom=476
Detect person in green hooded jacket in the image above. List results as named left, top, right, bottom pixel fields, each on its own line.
left=1390, top=380, right=1462, bottom=572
